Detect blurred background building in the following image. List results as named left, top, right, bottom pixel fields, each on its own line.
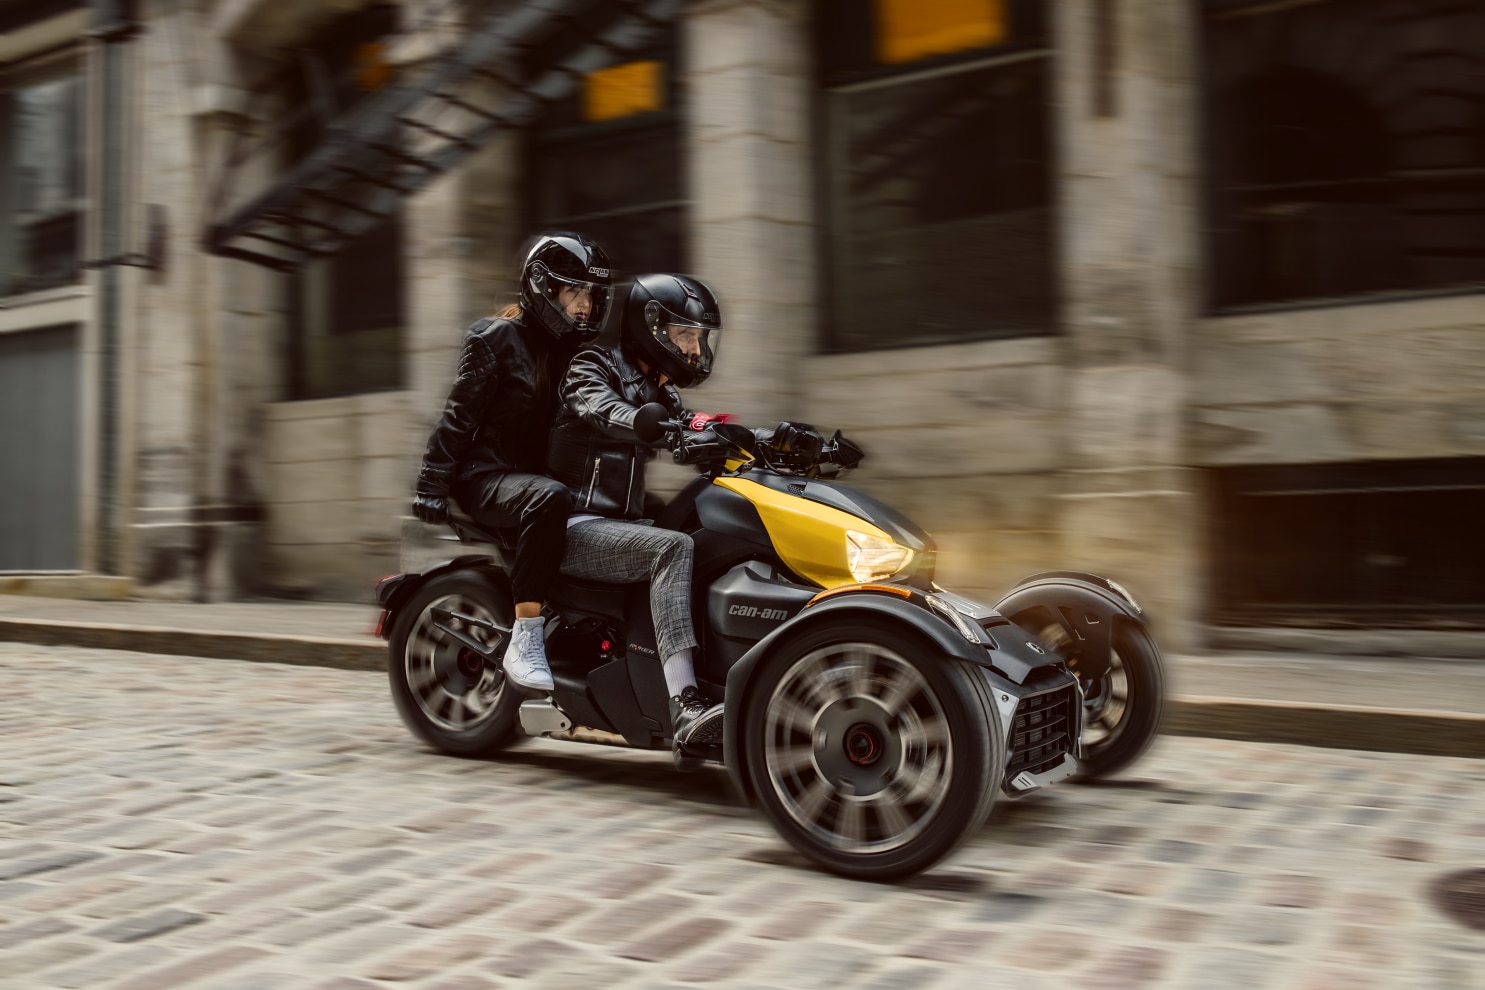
left=1, top=0, right=1482, bottom=649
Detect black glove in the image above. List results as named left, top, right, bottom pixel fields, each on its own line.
left=412, top=493, right=450, bottom=525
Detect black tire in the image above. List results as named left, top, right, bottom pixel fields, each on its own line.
left=388, top=569, right=522, bottom=756
left=1072, top=621, right=1165, bottom=779
left=742, top=619, right=1002, bottom=882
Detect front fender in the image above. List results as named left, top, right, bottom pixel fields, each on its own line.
left=993, top=572, right=1147, bottom=680
left=721, top=590, right=1050, bottom=804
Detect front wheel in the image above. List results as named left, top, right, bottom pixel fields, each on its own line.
left=743, top=621, right=1003, bottom=882
left=388, top=569, right=522, bottom=756
left=1074, top=622, right=1165, bottom=779
left=1015, top=614, right=1165, bottom=780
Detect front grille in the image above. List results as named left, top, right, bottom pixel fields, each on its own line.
left=1004, top=683, right=1077, bottom=778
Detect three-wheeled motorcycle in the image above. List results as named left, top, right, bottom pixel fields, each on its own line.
left=374, top=406, right=1165, bottom=881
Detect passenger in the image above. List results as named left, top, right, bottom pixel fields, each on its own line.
left=411, top=233, right=612, bottom=691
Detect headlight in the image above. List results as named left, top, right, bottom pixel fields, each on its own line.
left=846, top=530, right=913, bottom=583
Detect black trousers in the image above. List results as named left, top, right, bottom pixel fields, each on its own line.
left=454, top=471, right=572, bottom=604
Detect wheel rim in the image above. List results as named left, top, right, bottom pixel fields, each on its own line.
left=1032, top=620, right=1130, bottom=750
left=403, top=593, right=508, bottom=733
left=1079, top=646, right=1130, bottom=749
left=762, top=642, right=954, bottom=855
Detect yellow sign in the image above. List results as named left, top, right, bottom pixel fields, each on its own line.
left=583, top=60, right=664, bottom=122
left=875, top=0, right=1007, bottom=65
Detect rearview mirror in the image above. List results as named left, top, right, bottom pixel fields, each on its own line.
left=633, top=403, right=672, bottom=444
left=832, top=432, right=864, bottom=468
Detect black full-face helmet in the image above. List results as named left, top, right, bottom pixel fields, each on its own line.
left=622, top=274, right=722, bottom=388
left=519, top=232, right=613, bottom=346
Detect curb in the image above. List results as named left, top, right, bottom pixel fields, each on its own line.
left=1209, top=627, right=1485, bottom=661
left=0, top=618, right=384, bottom=672
left=3, top=619, right=1481, bottom=759
left=1164, top=696, right=1485, bottom=760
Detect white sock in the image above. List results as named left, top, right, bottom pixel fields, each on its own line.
left=663, top=648, right=696, bottom=698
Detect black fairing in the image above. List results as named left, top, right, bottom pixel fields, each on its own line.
left=703, top=561, right=817, bottom=682
left=588, top=657, right=657, bottom=746
left=549, top=668, right=612, bottom=734
left=620, top=583, right=679, bottom=740
left=979, top=618, right=1059, bottom=683
left=654, top=475, right=710, bottom=531
left=548, top=577, right=627, bottom=625
left=927, top=589, right=1064, bottom=684
left=693, top=484, right=773, bottom=550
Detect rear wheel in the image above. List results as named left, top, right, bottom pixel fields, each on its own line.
left=388, top=569, right=522, bottom=756
left=743, top=620, right=1002, bottom=882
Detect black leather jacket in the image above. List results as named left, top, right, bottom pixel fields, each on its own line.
left=416, top=315, right=571, bottom=498
left=548, top=344, right=686, bottom=519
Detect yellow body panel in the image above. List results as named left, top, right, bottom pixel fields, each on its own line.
left=714, top=477, right=893, bottom=589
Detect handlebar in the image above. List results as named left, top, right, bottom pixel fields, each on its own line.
left=632, top=403, right=862, bottom=475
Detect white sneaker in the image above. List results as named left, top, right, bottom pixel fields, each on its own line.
left=502, top=617, right=554, bottom=691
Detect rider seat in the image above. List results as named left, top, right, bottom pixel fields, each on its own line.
left=446, top=504, right=629, bottom=615
left=446, top=505, right=516, bottom=552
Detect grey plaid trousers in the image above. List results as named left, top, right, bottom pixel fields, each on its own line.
left=559, top=518, right=698, bottom=661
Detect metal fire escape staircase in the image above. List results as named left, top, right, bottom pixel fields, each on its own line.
left=205, top=0, right=680, bottom=271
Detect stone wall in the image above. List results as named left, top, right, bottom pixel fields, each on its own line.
left=262, top=391, right=422, bottom=600
left=1193, top=295, right=1485, bottom=466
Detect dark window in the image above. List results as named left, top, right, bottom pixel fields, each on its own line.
left=819, top=0, right=1056, bottom=352
left=282, top=3, right=406, bottom=400
left=1210, top=459, right=1485, bottom=626
left=528, top=34, right=685, bottom=286
left=1, top=58, right=82, bottom=298
left=1201, top=0, right=1485, bottom=311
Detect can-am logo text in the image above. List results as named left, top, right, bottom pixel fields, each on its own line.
left=729, top=604, right=789, bottom=621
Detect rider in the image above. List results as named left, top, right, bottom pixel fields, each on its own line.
left=411, top=232, right=613, bottom=692
left=547, top=273, right=725, bottom=763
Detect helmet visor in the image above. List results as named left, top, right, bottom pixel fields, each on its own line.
left=546, top=271, right=611, bottom=331
left=644, top=299, right=720, bottom=380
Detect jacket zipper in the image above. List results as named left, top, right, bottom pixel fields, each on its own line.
left=625, top=457, right=637, bottom=517
left=585, top=455, right=601, bottom=509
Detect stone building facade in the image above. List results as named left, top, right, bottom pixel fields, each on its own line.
left=1, top=0, right=1481, bottom=651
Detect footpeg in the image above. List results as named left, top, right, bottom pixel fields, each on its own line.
left=673, top=740, right=721, bottom=773
left=677, top=707, right=725, bottom=747
left=430, top=607, right=509, bottom=658
left=518, top=699, right=573, bottom=736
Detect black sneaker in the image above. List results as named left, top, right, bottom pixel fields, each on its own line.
left=669, top=686, right=725, bottom=750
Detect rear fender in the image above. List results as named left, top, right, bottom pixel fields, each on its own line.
left=993, top=572, right=1146, bottom=680
left=720, top=592, right=985, bottom=804
left=373, top=555, right=509, bottom=640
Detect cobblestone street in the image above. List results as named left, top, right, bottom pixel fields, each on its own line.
left=1, top=643, right=1481, bottom=990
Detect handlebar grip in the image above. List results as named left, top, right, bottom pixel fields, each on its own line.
left=673, top=442, right=725, bottom=465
